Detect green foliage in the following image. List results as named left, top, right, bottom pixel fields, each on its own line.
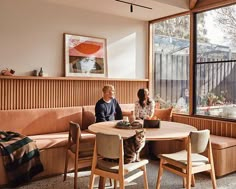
left=214, top=5, right=236, bottom=44
left=154, top=14, right=208, bottom=42
left=154, top=15, right=190, bottom=40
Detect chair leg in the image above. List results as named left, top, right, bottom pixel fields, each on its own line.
left=182, top=169, right=186, bottom=188
left=74, top=157, right=78, bottom=189
left=89, top=173, right=95, bottom=189
left=142, top=166, right=149, bottom=189
left=114, top=180, right=117, bottom=189
left=98, top=176, right=106, bottom=189
left=186, top=172, right=191, bottom=189
left=108, top=178, right=112, bottom=187
left=108, top=178, right=116, bottom=189
left=119, top=179, right=125, bottom=189
left=182, top=169, right=194, bottom=188
left=63, top=151, right=69, bottom=181
left=210, top=168, right=217, bottom=189
left=156, top=159, right=164, bottom=189
left=191, top=174, right=195, bottom=187
left=182, top=178, right=186, bottom=188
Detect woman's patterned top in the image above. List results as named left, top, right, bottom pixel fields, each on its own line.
left=134, top=99, right=155, bottom=119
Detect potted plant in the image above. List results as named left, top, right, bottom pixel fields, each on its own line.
left=207, top=92, right=218, bottom=106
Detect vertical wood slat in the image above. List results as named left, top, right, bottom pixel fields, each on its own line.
left=0, top=77, right=148, bottom=110
left=0, top=80, right=2, bottom=109
left=172, top=114, right=236, bottom=138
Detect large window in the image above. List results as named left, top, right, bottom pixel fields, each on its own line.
left=152, top=15, right=190, bottom=114
left=195, top=4, right=236, bottom=119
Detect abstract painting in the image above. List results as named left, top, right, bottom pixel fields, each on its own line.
left=64, top=33, right=107, bottom=77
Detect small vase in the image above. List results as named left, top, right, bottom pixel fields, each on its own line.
left=38, top=67, right=43, bottom=77
left=32, top=70, right=38, bottom=76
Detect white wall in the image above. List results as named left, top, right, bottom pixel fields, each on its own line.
left=0, top=0, right=148, bottom=78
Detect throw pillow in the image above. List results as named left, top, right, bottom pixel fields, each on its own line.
left=154, top=107, right=173, bottom=121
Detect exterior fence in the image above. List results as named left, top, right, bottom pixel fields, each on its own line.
left=153, top=53, right=189, bottom=104
left=153, top=53, right=236, bottom=105
left=196, top=60, right=236, bottom=103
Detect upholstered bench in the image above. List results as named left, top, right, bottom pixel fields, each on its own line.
left=208, top=135, right=236, bottom=177
left=0, top=107, right=95, bottom=186
left=0, top=104, right=136, bottom=186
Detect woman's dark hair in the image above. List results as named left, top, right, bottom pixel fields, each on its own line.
left=137, top=88, right=151, bottom=108
left=180, top=88, right=189, bottom=104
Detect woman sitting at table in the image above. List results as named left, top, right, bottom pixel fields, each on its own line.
left=176, top=88, right=189, bottom=112
left=135, top=88, right=155, bottom=120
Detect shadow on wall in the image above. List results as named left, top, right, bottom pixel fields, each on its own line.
left=108, top=33, right=137, bottom=78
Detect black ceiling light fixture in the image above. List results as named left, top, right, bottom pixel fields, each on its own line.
left=115, top=0, right=152, bottom=13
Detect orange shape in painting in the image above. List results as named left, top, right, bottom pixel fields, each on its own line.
left=74, top=42, right=101, bottom=55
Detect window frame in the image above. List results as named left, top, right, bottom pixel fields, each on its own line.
left=193, top=5, right=236, bottom=121
left=149, top=2, right=236, bottom=122
left=149, top=12, right=191, bottom=115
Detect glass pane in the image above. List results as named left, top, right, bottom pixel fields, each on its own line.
left=152, top=15, right=190, bottom=114
left=195, top=4, right=236, bottom=119
left=196, top=5, right=236, bottom=61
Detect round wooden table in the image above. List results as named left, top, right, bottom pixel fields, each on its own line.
left=89, top=120, right=197, bottom=189
left=88, top=120, right=197, bottom=141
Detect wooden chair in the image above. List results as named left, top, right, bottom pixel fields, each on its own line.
left=63, top=121, right=95, bottom=189
left=89, top=133, right=149, bottom=189
left=156, top=130, right=217, bottom=189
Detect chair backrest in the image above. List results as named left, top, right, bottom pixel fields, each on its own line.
left=82, top=106, right=96, bottom=130
left=190, top=130, right=210, bottom=153
left=69, top=121, right=81, bottom=144
left=96, top=133, right=121, bottom=159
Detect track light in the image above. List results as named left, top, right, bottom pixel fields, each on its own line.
left=115, top=0, right=152, bottom=13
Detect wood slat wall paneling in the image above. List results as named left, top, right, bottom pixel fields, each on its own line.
left=173, top=114, right=236, bottom=138
left=0, top=77, right=148, bottom=110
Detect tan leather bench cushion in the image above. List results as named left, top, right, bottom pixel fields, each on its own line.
left=119, top=104, right=135, bottom=112
left=210, top=135, right=236, bottom=150
left=30, top=132, right=68, bottom=150
left=0, top=107, right=83, bottom=135
left=30, top=130, right=95, bottom=150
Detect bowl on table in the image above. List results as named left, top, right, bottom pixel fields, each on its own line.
left=115, top=121, right=142, bottom=129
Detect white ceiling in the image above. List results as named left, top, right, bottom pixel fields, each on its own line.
left=43, top=0, right=189, bottom=21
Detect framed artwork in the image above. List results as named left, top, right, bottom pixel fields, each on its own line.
left=64, top=33, right=107, bottom=77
